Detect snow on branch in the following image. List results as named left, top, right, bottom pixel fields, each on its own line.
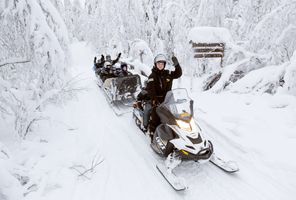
left=0, top=58, right=30, bottom=68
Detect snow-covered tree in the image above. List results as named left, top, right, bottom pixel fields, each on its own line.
left=248, top=1, right=296, bottom=59
left=0, top=0, right=70, bottom=138
left=196, top=0, right=229, bottom=27
left=50, top=0, right=65, bottom=14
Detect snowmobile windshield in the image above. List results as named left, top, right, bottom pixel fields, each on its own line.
left=161, top=88, right=193, bottom=121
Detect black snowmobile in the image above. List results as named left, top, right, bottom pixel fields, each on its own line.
left=95, top=62, right=142, bottom=115
left=133, top=88, right=239, bottom=191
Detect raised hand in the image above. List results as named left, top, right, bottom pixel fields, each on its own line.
left=172, top=56, right=179, bottom=66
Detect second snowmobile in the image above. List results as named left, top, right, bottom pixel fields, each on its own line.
left=95, top=62, right=142, bottom=115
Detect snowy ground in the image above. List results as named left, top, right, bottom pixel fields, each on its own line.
left=1, top=42, right=296, bottom=200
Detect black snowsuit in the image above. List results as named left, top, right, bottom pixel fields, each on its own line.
left=94, top=54, right=121, bottom=73
left=106, top=53, right=121, bottom=66
left=98, top=54, right=121, bottom=81
left=94, top=57, right=105, bottom=74
left=117, top=69, right=132, bottom=77
left=146, top=62, right=182, bottom=132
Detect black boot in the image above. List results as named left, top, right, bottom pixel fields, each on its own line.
left=149, top=132, right=153, bottom=143
left=148, top=126, right=155, bottom=143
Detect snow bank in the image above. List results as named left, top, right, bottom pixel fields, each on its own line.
left=229, top=64, right=286, bottom=94
left=188, top=26, right=233, bottom=44
left=0, top=143, right=23, bottom=200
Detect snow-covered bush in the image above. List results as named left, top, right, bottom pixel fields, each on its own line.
left=272, top=25, right=296, bottom=64
left=282, top=51, right=296, bottom=95
left=228, top=64, right=286, bottom=94
left=129, top=39, right=153, bottom=66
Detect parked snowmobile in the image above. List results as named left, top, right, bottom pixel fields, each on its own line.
left=133, top=88, right=239, bottom=191
left=95, top=62, right=142, bottom=115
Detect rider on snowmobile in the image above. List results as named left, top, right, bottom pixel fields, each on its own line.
left=117, top=62, right=132, bottom=77
left=106, top=53, right=121, bottom=66
left=140, top=53, right=182, bottom=140
left=94, top=53, right=121, bottom=75
left=100, top=61, right=116, bottom=82
left=93, top=54, right=105, bottom=74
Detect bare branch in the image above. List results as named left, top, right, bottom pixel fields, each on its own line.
left=79, top=159, right=104, bottom=177
left=283, top=45, right=291, bottom=61
left=23, top=184, right=38, bottom=197
left=0, top=104, right=12, bottom=115
left=69, top=165, right=91, bottom=180
left=70, top=154, right=104, bottom=180
left=24, top=117, right=48, bottom=139
left=0, top=60, right=30, bottom=68
left=1, top=150, right=10, bottom=159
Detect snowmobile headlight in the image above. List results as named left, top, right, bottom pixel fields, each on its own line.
left=181, top=150, right=189, bottom=156
left=176, top=119, right=191, bottom=131
left=189, top=118, right=198, bottom=132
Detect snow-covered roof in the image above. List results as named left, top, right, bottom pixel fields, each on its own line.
left=188, top=27, right=233, bottom=44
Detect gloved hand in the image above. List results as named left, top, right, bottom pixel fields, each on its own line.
left=100, top=54, right=105, bottom=62
left=172, top=56, right=179, bottom=66
left=133, top=102, right=137, bottom=108
left=152, top=99, right=158, bottom=107
left=94, top=57, right=97, bottom=64
left=133, top=101, right=142, bottom=109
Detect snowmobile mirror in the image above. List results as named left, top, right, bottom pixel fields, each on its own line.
left=190, top=100, right=194, bottom=117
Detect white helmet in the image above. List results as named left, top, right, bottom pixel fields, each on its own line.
left=106, top=54, right=111, bottom=61
left=105, top=61, right=112, bottom=68
left=154, top=54, right=167, bottom=65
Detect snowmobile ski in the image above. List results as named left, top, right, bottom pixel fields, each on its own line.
left=156, top=163, right=187, bottom=191
left=110, top=101, right=134, bottom=116
left=210, top=154, right=239, bottom=173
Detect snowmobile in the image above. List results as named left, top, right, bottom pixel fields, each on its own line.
left=133, top=88, right=239, bottom=191
left=95, top=65, right=142, bottom=116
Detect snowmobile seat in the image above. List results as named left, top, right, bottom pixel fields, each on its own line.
left=100, top=69, right=117, bottom=82
left=115, top=74, right=141, bottom=95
